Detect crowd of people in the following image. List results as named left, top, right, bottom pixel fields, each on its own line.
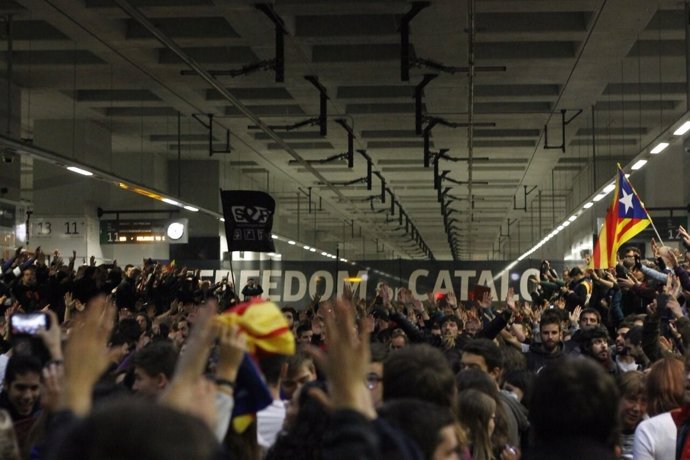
left=0, top=226, right=689, bottom=459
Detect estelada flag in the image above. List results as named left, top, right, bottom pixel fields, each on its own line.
left=590, top=165, right=651, bottom=269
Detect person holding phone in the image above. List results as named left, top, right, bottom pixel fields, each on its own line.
left=241, top=278, right=263, bottom=302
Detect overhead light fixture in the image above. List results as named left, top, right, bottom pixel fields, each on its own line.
left=219, top=217, right=225, bottom=222
left=603, top=183, right=615, bottom=194
left=341, top=258, right=348, bottom=262
left=67, top=166, right=93, bottom=176
left=162, top=198, right=180, bottom=206
left=183, top=205, right=199, bottom=212
left=650, top=142, right=669, bottom=154
left=583, top=202, right=594, bottom=209
left=674, top=122, right=690, bottom=136
left=593, top=193, right=606, bottom=202
left=309, top=248, right=316, bottom=252
left=563, top=220, right=571, bottom=227
left=321, top=252, right=328, bottom=256
left=568, top=215, right=577, bottom=222
left=631, top=159, right=647, bottom=170
left=288, top=240, right=296, bottom=245
left=271, top=234, right=279, bottom=239
left=303, top=245, right=310, bottom=250
left=557, top=225, right=564, bottom=231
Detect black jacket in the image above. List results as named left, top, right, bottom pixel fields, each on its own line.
left=525, top=342, right=565, bottom=373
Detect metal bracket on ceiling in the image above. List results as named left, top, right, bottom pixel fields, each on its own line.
left=191, top=113, right=231, bottom=157
left=415, top=74, right=437, bottom=134
left=435, top=165, right=488, bottom=189
left=513, top=185, right=538, bottom=212
left=248, top=75, right=328, bottom=135
left=399, top=1, right=505, bottom=81
left=499, top=219, right=517, bottom=240
left=288, top=119, right=354, bottom=166
left=323, top=149, right=371, bottom=189
left=437, top=186, right=451, bottom=203
left=304, top=76, right=329, bottom=136
left=544, top=108, right=583, bottom=153
left=422, top=117, right=494, bottom=167
left=180, top=3, right=286, bottom=82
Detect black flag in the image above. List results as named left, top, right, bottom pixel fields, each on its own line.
left=220, top=190, right=276, bottom=252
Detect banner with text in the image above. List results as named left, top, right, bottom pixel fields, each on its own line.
left=191, top=259, right=566, bottom=307
left=220, top=190, right=275, bottom=253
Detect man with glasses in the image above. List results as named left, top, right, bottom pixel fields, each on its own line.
left=366, top=343, right=388, bottom=409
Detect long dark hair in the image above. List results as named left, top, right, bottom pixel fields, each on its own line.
left=266, top=381, right=331, bottom=460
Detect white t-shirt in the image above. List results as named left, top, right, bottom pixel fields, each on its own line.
left=633, top=411, right=676, bottom=460
left=0, top=353, right=9, bottom=392
left=257, top=400, right=286, bottom=449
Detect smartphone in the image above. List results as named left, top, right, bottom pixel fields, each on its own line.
left=10, top=313, right=49, bottom=337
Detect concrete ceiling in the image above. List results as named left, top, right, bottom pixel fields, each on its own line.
left=0, top=0, right=686, bottom=260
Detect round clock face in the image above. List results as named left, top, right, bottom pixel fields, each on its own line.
left=166, top=222, right=185, bottom=240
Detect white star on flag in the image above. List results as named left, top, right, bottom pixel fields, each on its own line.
left=619, top=189, right=634, bottom=214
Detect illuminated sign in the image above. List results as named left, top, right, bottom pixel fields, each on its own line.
left=100, top=219, right=188, bottom=245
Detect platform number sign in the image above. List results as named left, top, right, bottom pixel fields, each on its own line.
left=33, top=218, right=85, bottom=239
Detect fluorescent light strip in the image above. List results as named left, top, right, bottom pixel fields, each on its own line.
left=650, top=142, right=669, bottom=154
left=583, top=202, right=594, bottom=209
left=288, top=240, right=296, bottom=245
left=568, top=215, right=577, bottom=222
left=162, top=198, right=180, bottom=206
left=67, top=166, right=93, bottom=176
left=674, top=121, right=690, bottom=136
left=631, top=159, right=647, bottom=170
left=602, top=183, right=615, bottom=194
left=592, top=193, right=606, bottom=202
left=183, top=205, right=199, bottom=212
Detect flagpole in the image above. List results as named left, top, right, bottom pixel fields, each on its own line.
left=229, top=251, right=239, bottom=304
left=647, top=219, right=665, bottom=246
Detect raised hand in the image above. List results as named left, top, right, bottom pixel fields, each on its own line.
left=63, top=296, right=116, bottom=416
left=306, top=299, right=375, bottom=419
left=41, top=363, right=64, bottom=414
left=37, top=308, right=63, bottom=361
left=505, top=287, right=517, bottom=312
left=478, top=291, right=493, bottom=309
left=679, top=226, right=690, bottom=246
left=446, top=292, right=458, bottom=309
left=214, top=323, right=247, bottom=389
left=160, top=305, right=216, bottom=422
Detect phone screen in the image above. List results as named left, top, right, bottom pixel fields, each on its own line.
left=11, top=313, right=48, bottom=336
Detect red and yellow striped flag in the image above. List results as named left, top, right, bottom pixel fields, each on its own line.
left=590, top=166, right=651, bottom=269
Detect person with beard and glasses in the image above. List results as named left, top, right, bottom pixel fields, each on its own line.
left=578, top=325, right=618, bottom=376
left=524, top=311, right=565, bottom=373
